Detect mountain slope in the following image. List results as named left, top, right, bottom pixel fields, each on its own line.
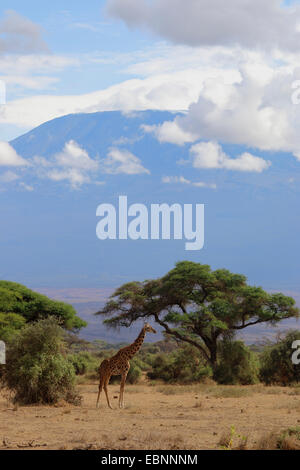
left=10, top=110, right=176, bottom=159
left=1, top=110, right=299, bottom=310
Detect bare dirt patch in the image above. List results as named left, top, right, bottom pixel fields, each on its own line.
left=1, top=383, right=300, bottom=450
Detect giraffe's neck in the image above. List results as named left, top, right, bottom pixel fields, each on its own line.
left=127, top=328, right=146, bottom=359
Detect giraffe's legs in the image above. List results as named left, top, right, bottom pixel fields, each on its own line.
left=104, top=375, right=113, bottom=409
left=119, top=373, right=127, bottom=409
left=96, top=375, right=104, bottom=409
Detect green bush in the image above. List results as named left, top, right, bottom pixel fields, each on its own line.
left=0, top=312, right=26, bottom=342
left=214, top=339, right=259, bottom=385
left=259, top=330, right=300, bottom=385
left=131, top=355, right=150, bottom=372
left=68, top=351, right=99, bottom=375
left=0, top=281, right=86, bottom=330
left=2, top=317, right=80, bottom=405
left=147, top=345, right=212, bottom=384
left=127, top=363, right=142, bottom=384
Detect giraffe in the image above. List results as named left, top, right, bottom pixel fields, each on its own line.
left=96, top=322, right=157, bottom=409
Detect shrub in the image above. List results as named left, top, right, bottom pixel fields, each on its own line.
left=0, top=281, right=86, bottom=330
left=68, top=351, right=98, bottom=375
left=147, top=345, right=212, bottom=384
left=255, top=427, right=300, bottom=450
left=0, top=312, right=26, bottom=342
left=2, top=317, right=80, bottom=405
left=127, top=363, right=142, bottom=384
left=214, top=339, right=259, bottom=385
left=259, top=330, right=300, bottom=385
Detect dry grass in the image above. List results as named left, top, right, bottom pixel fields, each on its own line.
left=255, top=427, right=300, bottom=450
left=76, top=373, right=98, bottom=385
left=218, top=426, right=249, bottom=450
left=254, top=431, right=279, bottom=450
left=130, top=431, right=188, bottom=450
left=1, top=383, right=300, bottom=450
left=156, top=384, right=253, bottom=397
left=157, top=382, right=300, bottom=398
left=157, top=385, right=200, bottom=395
left=218, top=430, right=232, bottom=449
left=274, top=400, right=300, bottom=412
left=209, top=386, right=253, bottom=399
left=280, top=436, right=300, bottom=450
left=193, top=400, right=203, bottom=409
left=288, top=386, right=300, bottom=396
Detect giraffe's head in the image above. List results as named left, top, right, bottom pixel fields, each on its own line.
left=144, top=322, right=157, bottom=334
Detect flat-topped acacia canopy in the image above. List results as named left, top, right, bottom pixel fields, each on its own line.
left=0, top=280, right=86, bottom=336
left=95, top=261, right=299, bottom=368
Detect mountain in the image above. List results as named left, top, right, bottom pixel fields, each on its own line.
left=1, top=110, right=299, bottom=320
left=11, top=110, right=176, bottom=160
left=73, top=301, right=164, bottom=344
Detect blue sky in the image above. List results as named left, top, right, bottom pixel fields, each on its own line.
left=0, top=0, right=154, bottom=126
left=0, top=1, right=300, bottom=302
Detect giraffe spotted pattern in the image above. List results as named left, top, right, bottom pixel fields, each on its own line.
left=96, top=322, right=157, bottom=409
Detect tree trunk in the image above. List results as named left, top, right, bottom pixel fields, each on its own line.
left=209, top=345, right=217, bottom=369
left=201, top=335, right=218, bottom=370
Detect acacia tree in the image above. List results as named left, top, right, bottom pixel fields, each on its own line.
left=96, top=261, right=299, bottom=370
left=0, top=281, right=86, bottom=335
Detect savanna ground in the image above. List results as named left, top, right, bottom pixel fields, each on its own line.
left=1, top=381, right=300, bottom=450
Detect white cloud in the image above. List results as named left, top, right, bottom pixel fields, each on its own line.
left=222, top=152, right=271, bottom=173
left=1, top=24, right=300, bottom=169
left=145, top=64, right=300, bottom=162
left=0, top=63, right=239, bottom=129
left=41, top=140, right=99, bottom=189
left=0, top=141, right=28, bottom=166
left=190, top=141, right=271, bottom=173
left=0, top=54, right=80, bottom=93
left=19, top=181, right=34, bottom=191
left=54, top=140, right=98, bottom=171
left=31, top=156, right=50, bottom=168
left=20, top=141, right=101, bottom=190
left=0, top=9, right=80, bottom=96
left=103, top=148, right=150, bottom=175
left=0, top=140, right=148, bottom=190
left=0, top=54, right=79, bottom=75
left=192, top=181, right=217, bottom=189
left=106, top=0, right=300, bottom=52
left=142, top=121, right=197, bottom=146
left=0, top=170, right=19, bottom=182
left=162, top=175, right=216, bottom=188
left=47, top=168, right=91, bottom=189
left=162, top=175, right=190, bottom=184
left=0, top=10, right=48, bottom=54
left=37, top=142, right=149, bottom=187
left=0, top=75, right=59, bottom=91
left=123, top=43, right=240, bottom=77
left=179, top=71, right=291, bottom=151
